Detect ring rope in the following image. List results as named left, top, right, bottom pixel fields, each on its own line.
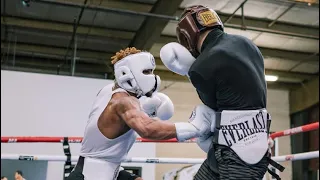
left=1, top=151, right=318, bottom=164
left=270, top=122, right=319, bottom=139
left=1, top=122, right=318, bottom=143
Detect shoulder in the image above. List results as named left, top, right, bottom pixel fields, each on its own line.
left=224, top=33, right=252, bottom=43
left=190, top=46, right=230, bottom=76
left=96, top=83, right=114, bottom=96
left=212, top=34, right=259, bottom=62
left=110, top=95, right=140, bottom=112
left=224, top=33, right=260, bottom=53
left=223, top=33, right=263, bottom=61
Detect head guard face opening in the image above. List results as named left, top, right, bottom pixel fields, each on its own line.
left=114, top=52, right=161, bottom=98
left=176, top=5, right=224, bottom=57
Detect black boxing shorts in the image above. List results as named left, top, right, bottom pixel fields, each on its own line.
left=117, top=170, right=140, bottom=180
left=66, top=156, right=141, bottom=180
left=195, top=144, right=270, bottom=180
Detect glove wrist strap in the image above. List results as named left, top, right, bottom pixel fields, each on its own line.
left=174, top=122, right=199, bottom=142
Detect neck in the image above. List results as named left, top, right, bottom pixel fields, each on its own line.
left=197, top=28, right=224, bottom=53
left=113, top=83, right=137, bottom=97
left=112, top=83, right=120, bottom=91
left=197, top=30, right=211, bottom=52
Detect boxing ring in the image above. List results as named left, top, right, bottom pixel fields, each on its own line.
left=1, top=122, right=319, bottom=178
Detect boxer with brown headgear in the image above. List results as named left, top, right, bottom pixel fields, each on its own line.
left=160, top=5, right=285, bottom=180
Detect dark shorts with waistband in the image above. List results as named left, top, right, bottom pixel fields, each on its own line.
left=194, top=145, right=269, bottom=180
left=66, top=156, right=140, bottom=180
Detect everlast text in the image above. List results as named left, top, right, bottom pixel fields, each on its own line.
left=221, top=111, right=267, bottom=147
left=199, top=11, right=217, bottom=25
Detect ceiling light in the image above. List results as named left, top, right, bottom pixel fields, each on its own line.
left=265, top=75, right=278, bottom=82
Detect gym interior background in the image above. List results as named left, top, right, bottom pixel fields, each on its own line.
left=1, top=0, right=319, bottom=180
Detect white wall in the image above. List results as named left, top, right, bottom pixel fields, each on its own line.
left=1, top=70, right=156, bottom=180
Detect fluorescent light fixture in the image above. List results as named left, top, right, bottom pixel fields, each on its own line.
left=265, top=75, right=278, bottom=82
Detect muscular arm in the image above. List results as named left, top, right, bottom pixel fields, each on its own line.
left=113, top=96, right=177, bottom=140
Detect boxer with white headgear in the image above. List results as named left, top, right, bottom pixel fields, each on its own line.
left=66, top=47, right=215, bottom=180
left=160, top=5, right=285, bottom=180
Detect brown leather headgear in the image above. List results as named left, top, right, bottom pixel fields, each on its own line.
left=176, top=5, right=224, bottom=57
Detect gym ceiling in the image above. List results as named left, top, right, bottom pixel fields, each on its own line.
left=1, top=0, right=319, bottom=90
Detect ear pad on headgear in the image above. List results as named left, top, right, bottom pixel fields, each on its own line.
left=115, top=66, right=137, bottom=91
left=176, top=27, right=196, bottom=56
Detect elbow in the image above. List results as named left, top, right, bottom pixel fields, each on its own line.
left=140, top=133, right=149, bottom=139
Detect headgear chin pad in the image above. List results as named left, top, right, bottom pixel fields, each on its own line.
left=176, top=5, right=224, bottom=57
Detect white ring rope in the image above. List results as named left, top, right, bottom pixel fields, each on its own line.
left=1, top=151, right=318, bottom=164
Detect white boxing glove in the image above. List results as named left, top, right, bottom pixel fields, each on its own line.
left=174, top=104, right=216, bottom=142
left=139, top=92, right=174, bottom=120
left=196, top=135, right=214, bottom=153
left=160, top=42, right=196, bottom=76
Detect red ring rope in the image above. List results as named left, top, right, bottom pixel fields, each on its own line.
left=1, top=122, right=318, bottom=143
left=270, top=122, right=319, bottom=139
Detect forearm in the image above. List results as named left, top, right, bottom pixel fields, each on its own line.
left=115, top=97, right=199, bottom=141
left=143, top=120, right=177, bottom=140
left=120, top=109, right=177, bottom=140
left=144, top=121, right=201, bottom=141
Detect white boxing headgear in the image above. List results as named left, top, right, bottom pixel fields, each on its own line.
left=114, top=52, right=161, bottom=97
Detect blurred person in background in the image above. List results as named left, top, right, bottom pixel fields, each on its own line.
left=14, top=170, right=26, bottom=180
left=1, top=176, right=8, bottom=180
